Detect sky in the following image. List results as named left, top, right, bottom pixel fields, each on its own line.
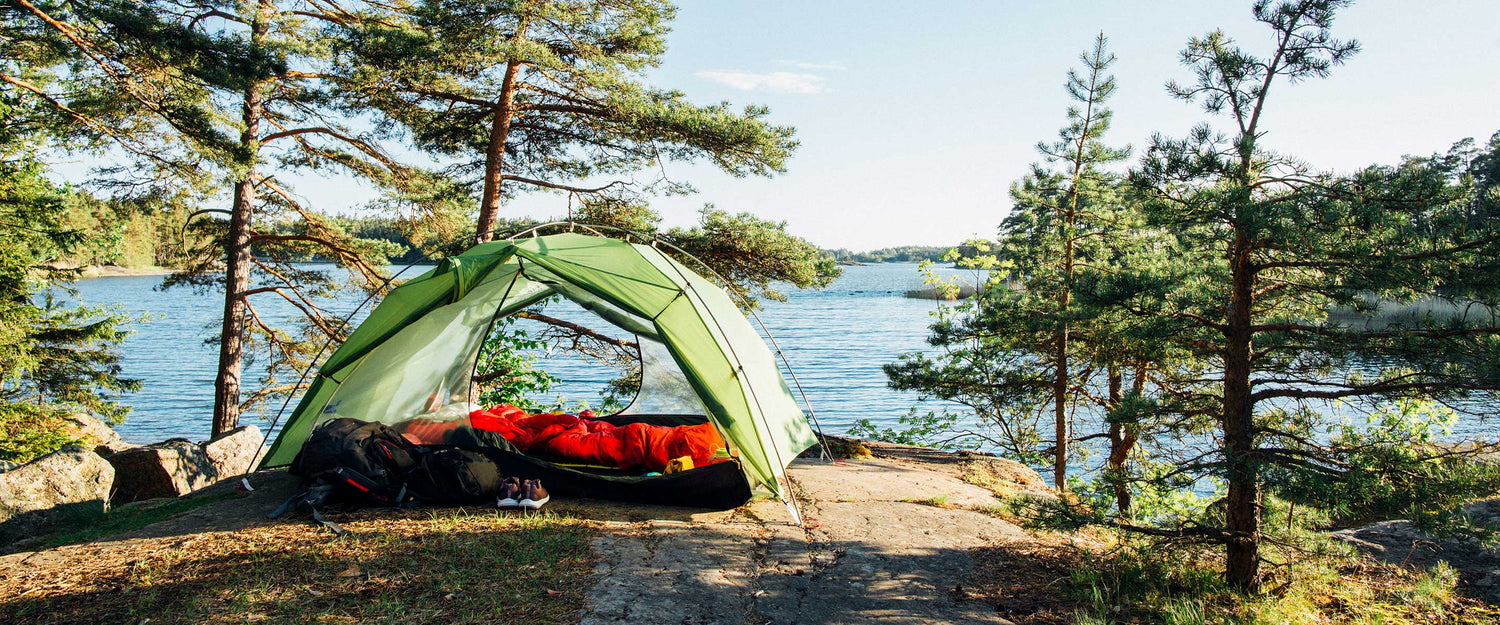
left=88, top=0, right=1500, bottom=251
left=615, top=0, right=1500, bottom=250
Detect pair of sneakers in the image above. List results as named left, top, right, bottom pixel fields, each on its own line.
left=497, top=477, right=549, bottom=510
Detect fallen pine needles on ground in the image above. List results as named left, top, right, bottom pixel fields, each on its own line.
left=20, top=491, right=243, bottom=552
left=0, top=509, right=594, bottom=625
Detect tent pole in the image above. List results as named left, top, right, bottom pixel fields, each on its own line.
left=488, top=221, right=835, bottom=461
left=239, top=260, right=428, bottom=477
left=647, top=245, right=813, bottom=528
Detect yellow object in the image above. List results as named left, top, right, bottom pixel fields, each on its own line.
left=664, top=456, right=694, bottom=474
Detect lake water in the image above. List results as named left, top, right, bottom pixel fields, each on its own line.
left=71, top=262, right=973, bottom=445
left=69, top=261, right=1500, bottom=464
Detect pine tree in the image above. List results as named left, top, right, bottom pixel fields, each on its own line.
left=1, top=0, right=244, bottom=188
left=0, top=144, right=139, bottom=462
left=199, top=1, right=438, bottom=436
left=8, top=1, right=433, bottom=437
left=1123, top=0, right=1500, bottom=590
left=1015, top=33, right=1132, bottom=490
left=335, top=0, right=798, bottom=242
left=885, top=34, right=1136, bottom=490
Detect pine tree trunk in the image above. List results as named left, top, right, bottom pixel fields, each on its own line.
left=1105, top=367, right=1137, bottom=518
left=1053, top=330, right=1068, bottom=490
left=212, top=2, right=269, bottom=438
left=1053, top=190, right=1078, bottom=491
left=1223, top=230, right=1260, bottom=591
left=475, top=24, right=528, bottom=244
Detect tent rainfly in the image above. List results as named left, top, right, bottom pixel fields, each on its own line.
left=260, top=231, right=820, bottom=517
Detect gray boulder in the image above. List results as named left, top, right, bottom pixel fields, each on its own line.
left=202, top=425, right=263, bottom=479
left=106, top=440, right=220, bottom=504
left=61, top=413, right=136, bottom=456
left=1334, top=497, right=1500, bottom=604
left=0, top=445, right=115, bottom=541
left=959, top=452, right=1058, bottom=501
left=105, top=425, right=265, bottom=505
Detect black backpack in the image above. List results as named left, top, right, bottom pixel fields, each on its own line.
left=267, top=468, right=417, bottom=536
left=273, top=419, right=423, bottom=533
left=406, top=448, right=503, bottom=505
left=290, top=418, right=419, bottom=485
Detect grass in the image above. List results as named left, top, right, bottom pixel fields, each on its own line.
left=799, top=434, right=872, bottom=460
left=1, top=508, right=595, bottom=625
left=26, top=491, right=242, bottom=550
left=908, top=494, right=951, bottom=507
left=965, top=535, right=1500, bottom=625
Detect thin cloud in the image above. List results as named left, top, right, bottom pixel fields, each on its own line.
left=773, top=59, right=847, bottom=71
left=695, top=70, right=827, bottom=94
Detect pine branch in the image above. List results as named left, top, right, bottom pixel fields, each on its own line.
left=513, top=311, right=636, bottom=350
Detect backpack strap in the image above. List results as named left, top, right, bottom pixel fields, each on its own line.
left=327, top=467, right=413, bottom=506
left=267, top=481, right=348, bottom=535
left=308, top=507, right=348, bottom=536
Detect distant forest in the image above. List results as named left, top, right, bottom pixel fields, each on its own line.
left=823, top=246, right=951, bottom=264
left=823, top=243, right=999, bottom=264
left=49, top=198, right=437, bottom=269
left=65, top=196, right=966, bottom=270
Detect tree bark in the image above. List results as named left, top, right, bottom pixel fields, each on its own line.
left=474, top=21, right=529, bottom=244
left=1105, top=366, right=1139, bottom=518
left=1053, top=329, right=1069, bottom=490
left=1223, top=229, right=1261, bottom=591
left=211, top=1, right=269, bottom=438
left=1053, top=167, right=1080, bottom=491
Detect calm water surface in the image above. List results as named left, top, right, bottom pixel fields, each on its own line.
left=71, top=262, right=1500, bottom=452
left=71, top=263, right=970, bottom=444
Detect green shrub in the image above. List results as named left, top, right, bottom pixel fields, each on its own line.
left=0, top=404, right=77, bottom=463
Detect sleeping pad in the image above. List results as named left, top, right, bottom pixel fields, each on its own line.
left=465, top=404, right=728, bottom=473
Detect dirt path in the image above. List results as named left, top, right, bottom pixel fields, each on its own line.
left=571, top=451, right=1039, bottom=625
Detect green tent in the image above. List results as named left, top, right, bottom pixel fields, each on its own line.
left=261, top=232, right=819, bottom=509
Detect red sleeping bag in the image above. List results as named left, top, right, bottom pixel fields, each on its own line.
left=467, top=404, right=726, bottom=473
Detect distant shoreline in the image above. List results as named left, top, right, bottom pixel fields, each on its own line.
left=74, top=265, right=174, bottom=279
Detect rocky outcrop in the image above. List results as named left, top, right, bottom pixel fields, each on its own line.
left=827, top=436, right=1056, bottom=502
left=1335, top=498, right=1500, bottom=604
left=106, top=440, right=219, bottom=504
left=61, top=413, right=136, bottom=456
left=958, top=452, right=1056, bottom=500
left=202, top=425, right=262, bottom=479
left=105, top=426, right=263, bottom=505
left=0, top=446, right=115, bottom=541
left=0, top=422, right=265, bottom=545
